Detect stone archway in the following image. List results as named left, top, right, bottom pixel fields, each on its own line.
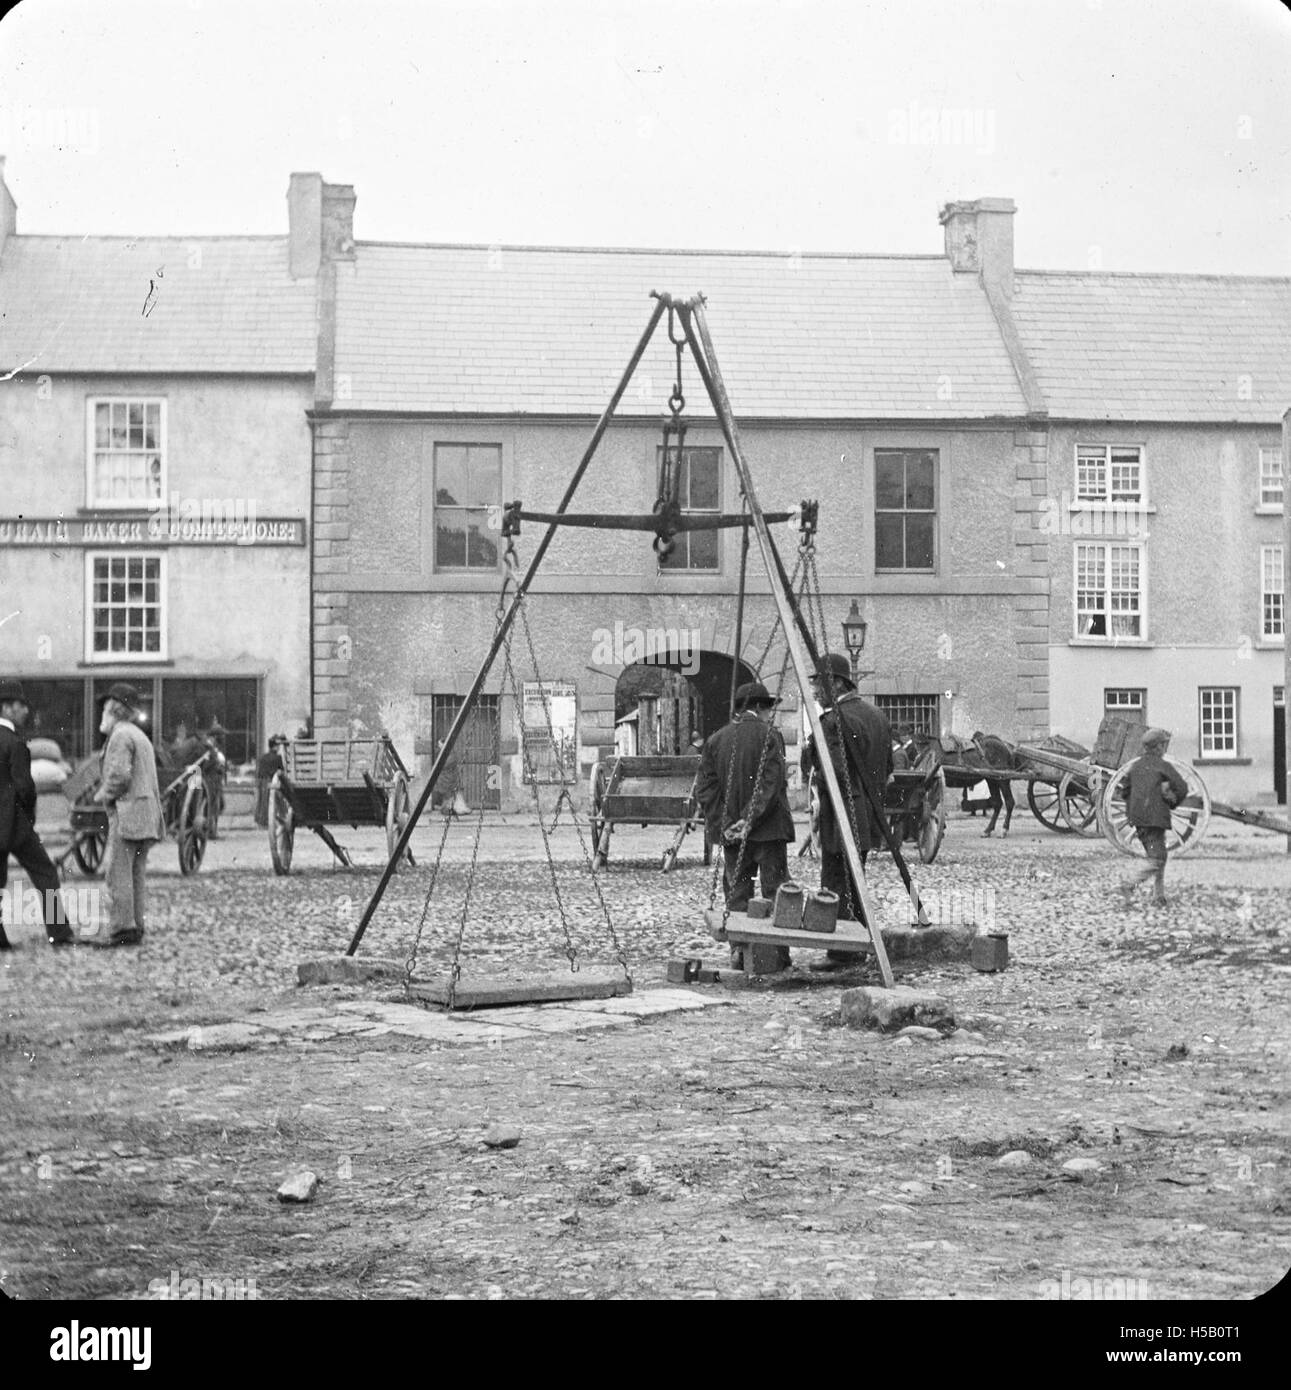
left=612, top=649, right=756, bottom=755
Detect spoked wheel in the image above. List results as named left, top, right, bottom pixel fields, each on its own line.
left=1028, top=779, right=1074, bottom=833
left=72, top=820, right=108, bottom=877
left=918, top=769, right=947, bottom=864
left=1059, top=770, right=1100, bottom=836
left=1098, top=756, right=1211, bottom=857
left=269, top=779, right=295, bottom=875
left=385, top=771, right=415, bottom=870
left=177, top=780, right=210, bottom=876
left=589, top=761, right=610, bottom=869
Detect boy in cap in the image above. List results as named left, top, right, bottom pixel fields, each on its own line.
left=695, top=681, right=796, bottom=968
left=1120, top=728, right=1190, bottom=907
left=85, top=684, right=165, bottom=946
left=0, top=681, right=75, bottom=948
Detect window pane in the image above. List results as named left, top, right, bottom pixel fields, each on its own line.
left=905, top=514, right=935, bottom=568
left=465, top=512, right=498, bottom=568
left=875, top=454, right=905, bottom=510
left=906, top=454, right=935, bottom=510
left=464, top=446, right=501, bottom=508
left=687, top=527, right=718, bottom=570
left=686, top=450, right=720, bottom=510
left=435, top=446, right=468, bottom=506
left=435, top=513, right=467, bottom=567
left=875, top=514, right=905, bottom=569
left=95, top=404, right=110, bottom=449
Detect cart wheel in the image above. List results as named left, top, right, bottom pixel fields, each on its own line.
left=1028, top=780, right=1074, bottom=833
left=918, top=769, right=947, bottom=863
left=269, top=780, right=295, bottom=875
left=385, top=771, right=414, bottom=869
left=1058, top=771, right=1099, bottom=836
left=177, top=781, right=210, bottom=876
left=1098, top=756, right=1210, bottom=857
left=589, top=761, right=609, bottom=868
left=72, top=825, right=108, bottom=877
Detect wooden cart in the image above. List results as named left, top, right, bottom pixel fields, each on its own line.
left=1091, top=717, right=1211, bottom=856
left=268, top=736, right=415, bottom=875
left=882, top=741, right=948, bottom=864
left=587, top=754, right=711, bottom=871
left=58, top=745, right=216, bottom=877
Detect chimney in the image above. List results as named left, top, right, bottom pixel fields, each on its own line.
left=0, top=157, right=17, bottom=258
left=287, top=172, right=323, bottom=278
left=939, top=197, right=1016, bottom=300
left=320, top=182, right=356, bottom=261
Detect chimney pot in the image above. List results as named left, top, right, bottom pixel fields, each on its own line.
left=287, top=172, right=323, bottom=279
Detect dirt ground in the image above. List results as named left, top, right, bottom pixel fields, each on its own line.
left=1, top=810, right=1288, bottom=1301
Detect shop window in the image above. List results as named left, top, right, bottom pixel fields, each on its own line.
left=20, top=680, right=88, bottom=762
left=159, top=678, right=258, bottom=768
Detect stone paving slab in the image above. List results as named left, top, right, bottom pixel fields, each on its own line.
left=144, top=989, right=729, bottom=1052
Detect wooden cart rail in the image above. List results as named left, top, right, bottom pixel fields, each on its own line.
left=283, top=737, right=408, bottom=784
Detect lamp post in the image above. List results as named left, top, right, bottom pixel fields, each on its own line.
left=842, top=599, right=872, bottom=683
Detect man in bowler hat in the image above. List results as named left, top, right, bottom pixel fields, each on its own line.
left=804, top=653, right=893, bottom=964
left=696, top=680, right=796, bottom=967
left=0, top=681, right=75, bottom=948
left=85, top=683, right=165, bottom=947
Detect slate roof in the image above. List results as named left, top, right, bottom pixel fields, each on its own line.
left=0, top=236, right=317, bottom=374
left=1012, top=271, right=1291, bottom=423
left=331, top=244, right=1031, bottom=418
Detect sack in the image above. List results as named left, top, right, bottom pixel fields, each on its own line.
left=1160, top=779, right=1181, bottom=809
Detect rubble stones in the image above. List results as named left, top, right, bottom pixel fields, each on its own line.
left=277, top=1171, right=319, bottom=1203
left=839, top=986, right=957, bottom=1034
left=483, top=1125, right=521, bottom=1150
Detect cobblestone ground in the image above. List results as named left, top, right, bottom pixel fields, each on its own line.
left=1, top=809, right=1288, bottom=1300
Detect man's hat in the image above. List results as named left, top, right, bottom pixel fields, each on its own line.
left=207, top=719, right=227, bottom=737
left=0, top=679, right=29, bottom=705
left=270, top=732, right=288, bottom=745
left=811, top=652, right=854, bottom=684
left=734, top=681, right=778, bottom=709
left=1141, top=726, right=1171, bottom=748
left=98, top=682, right=143, bottom=712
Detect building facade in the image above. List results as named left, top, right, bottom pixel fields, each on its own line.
left=0, top=161, right=318, bottom=777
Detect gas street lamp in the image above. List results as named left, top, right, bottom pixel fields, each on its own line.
left=841, top=599, right=872, bottom=683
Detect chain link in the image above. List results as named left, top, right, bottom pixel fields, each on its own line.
left=403, top=800, right=455, bottom=990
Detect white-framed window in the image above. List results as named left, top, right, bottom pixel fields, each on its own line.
left=1074, top=542, right=1144, bottom=639
left=432, top=442, right=502, bottom=571
left=1262, top=545, right=1285, bottom=640
left=85, top=552, right=166, bottom=661
left=1199, top=687, right=1238, bottom=757
left=1075, top=444, right=1143, bottom=504
left=1259, top=447, right=1284, bottom=509
left=87, top=399, right=165, bottom=507
left=1104, top=688, right=1147, bottom=724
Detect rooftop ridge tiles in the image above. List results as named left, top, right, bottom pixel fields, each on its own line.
left=352, top=238, right=949, bottom=261
left=1016, top=267, right=1291, bottom=285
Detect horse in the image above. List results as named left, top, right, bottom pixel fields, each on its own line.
left=916, top=731, right=1020, bottom=837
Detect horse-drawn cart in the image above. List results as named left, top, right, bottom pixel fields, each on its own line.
left=268, top=736, right=415, bottom=874
left=883, top=741, right=948, bottom=863
left=57, top=745, right=216, bottom=877
left=587, top=754, right=711, bottom=871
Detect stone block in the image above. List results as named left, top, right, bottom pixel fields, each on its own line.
left=839, top=985, right=956, bottom=1033
left=297, top=955, right=407, bottom=987
left=880, top=923, right=974, bottom=961
left=744, top=942, right=790, bottom=974
left=278, top=1171, right=319, bottom=1203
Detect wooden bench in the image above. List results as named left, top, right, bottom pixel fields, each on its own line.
left=703, top=908, right=874, bottom=975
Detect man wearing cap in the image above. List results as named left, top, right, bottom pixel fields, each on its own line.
left=86, top=684, right=165, bottom=947
left=805, top=654, right=893, bottom=954
left=1121, top=728, right=1189, bottom=907
left=0, top=681, right=75, bottom=948
left=695, top=682, right=796, bottom=963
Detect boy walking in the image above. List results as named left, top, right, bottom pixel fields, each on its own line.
left=1121, top=728, right=1190, bottom=906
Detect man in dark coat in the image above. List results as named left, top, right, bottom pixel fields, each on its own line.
left=695, top=681, right=796, bottom=913
left=804, top=653, right=893, bottom=938
left=1120, top=727, right=1190, bottom=907
left=0, top=681, right=74, bottom=948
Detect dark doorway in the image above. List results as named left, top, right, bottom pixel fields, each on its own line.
left=1275, top=687, right=1286, bottom=805
left=614, top=649, right=757, bottom=752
